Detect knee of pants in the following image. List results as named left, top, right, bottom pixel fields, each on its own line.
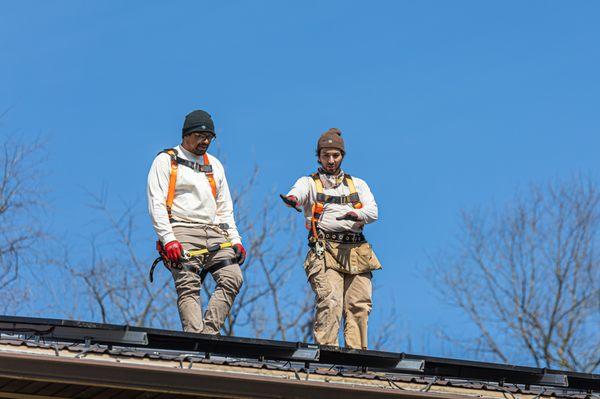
left=220, top=268, right=243, bottom=295
left=312, top=280, right=341, bottom=311
left=173, top=272, right=201, bottom=300
left=346, top=297, right=372, bottom=317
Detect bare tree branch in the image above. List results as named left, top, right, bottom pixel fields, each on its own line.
left=431, top=175, right=600, bottom=372
left=0, top=131, right=46, bottom=312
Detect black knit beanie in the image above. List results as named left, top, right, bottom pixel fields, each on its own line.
left=182, top=110, right=215, bottom=137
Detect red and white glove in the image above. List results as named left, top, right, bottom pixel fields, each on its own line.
left=233, top=243, right=247, bottom=265
left=279, top=194, right=302, bottom=212
left=164, top=240, right=184, bottom=262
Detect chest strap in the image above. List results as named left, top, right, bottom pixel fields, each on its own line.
left=309, top=173, right=363, bottom=239
left=159, top=148, right=218, bottom=220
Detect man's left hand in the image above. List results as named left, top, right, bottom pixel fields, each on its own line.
left=233, top=243, right=247, bottom=265
left=336, top=211, right=361, bottom=221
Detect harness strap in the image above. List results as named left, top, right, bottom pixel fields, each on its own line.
left=175, top=156, right=213, bottom=173
left=310, top=174, right=325, bottom=239
left=198, top=257, right=238, bottom=283
left=165, top=150, right=178, bottom=220
left=159, top=148, right=218, bottom=220
left=344, top=174, right=363, bottom=210
left=203, top=153, right=218, bottom=199
left=309, top=173, right=363, bottom=240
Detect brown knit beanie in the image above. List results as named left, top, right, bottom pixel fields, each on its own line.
left=316, top=128, right=345, bottom=155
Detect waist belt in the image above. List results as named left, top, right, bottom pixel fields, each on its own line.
left=169, top=220, right=230, bottom=231
left=309, top=230, right=366, bottom=244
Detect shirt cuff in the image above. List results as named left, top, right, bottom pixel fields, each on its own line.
left=354, top=209, right=369, bottom=223
left=161, top=232, right=177, bottom=245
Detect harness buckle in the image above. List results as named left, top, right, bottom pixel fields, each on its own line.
left=314, top=231, right=326, bottom=259
left=315, top=240, right=325, bottom=259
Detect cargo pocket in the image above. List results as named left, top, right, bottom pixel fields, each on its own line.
left=304, top=251, right=332, bottom=302
left=303, top=250, right=323, bottom=281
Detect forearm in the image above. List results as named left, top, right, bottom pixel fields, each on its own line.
left=356, top=202, right=378, bottom=224
left=147, top=155, right=176, bottom=244
left=287, top=177, right=312, bottom=206
left=148, top=199, right=176, bottom=246
left=215, top=173, right=242, bottom=245
left=355, top=179, right=378, bottom=224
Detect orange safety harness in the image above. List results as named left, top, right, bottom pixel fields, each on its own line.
left=150, top=148, right=229, bottom=283
left=309, top=173, right=363, bottom=240
left=160, top=148, right=218, bottom=220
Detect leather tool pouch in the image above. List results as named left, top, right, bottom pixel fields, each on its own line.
left=323, top=241, right=382, bottom=275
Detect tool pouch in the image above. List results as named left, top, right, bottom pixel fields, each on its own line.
left=323, top=241, right=382, bottom=275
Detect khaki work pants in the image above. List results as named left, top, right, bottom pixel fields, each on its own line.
left=171, top=224, right=243, bottom=334
left=304, top=249, right=373, bottom=349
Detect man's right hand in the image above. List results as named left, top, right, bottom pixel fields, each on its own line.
left=279, top=194, right=302, bottom=212
left=164, top=240, right=184, bottom=262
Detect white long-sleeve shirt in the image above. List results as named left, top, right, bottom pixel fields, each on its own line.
left=147, top=145, right=241, bottom=245
left=287, top=171, right=378, bottom=233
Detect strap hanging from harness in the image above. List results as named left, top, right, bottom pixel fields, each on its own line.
left=160, top=148, right=218, bottom=219
left=309, top=173, right=363, bottom=240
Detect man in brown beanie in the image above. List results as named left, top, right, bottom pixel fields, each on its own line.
left=281, top=128, right=381, bottom=349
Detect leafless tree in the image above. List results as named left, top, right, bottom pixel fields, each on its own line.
left=215, top=169, right=313, bottom=340
left=55, top=168, right=314, bottom=341
left=432, top=175, right=600, bottom=372
left=51, top=187, right=178, bottom=328
left=0, top=131, right=46, bottom=313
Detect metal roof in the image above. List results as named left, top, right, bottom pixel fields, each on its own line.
left=0, top=315, right=597, bottom=398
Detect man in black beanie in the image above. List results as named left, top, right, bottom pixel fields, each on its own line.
left=147, top=109, right=246, bottom=334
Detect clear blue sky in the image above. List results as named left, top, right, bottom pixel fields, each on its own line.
left=1, top=1, right=599, bottom=356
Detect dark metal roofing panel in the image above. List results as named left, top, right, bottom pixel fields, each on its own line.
left=0, top=377, right=12, bottom=390
left=36, top=382, right=79, bottom=396
left=15, top=380, right=53, bottom=395
left=0, top=351, right=462, bottom=399
left=91, top=389, right=129, bottom=399
left=71, top=386, right=113, bottom=399
left=0, top=314, right=598, bottom=396
left=53, top=383, right=98, bottom=398
left=0, top=378, right=32, bottom=393
left=1, top=336, right=596, bottom=398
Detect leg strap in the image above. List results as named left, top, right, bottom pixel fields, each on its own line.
left=199, top=257, right=238, bottom=283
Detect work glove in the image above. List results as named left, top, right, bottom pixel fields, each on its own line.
left=336, top=211, right=361, bottom=221
left=233, top=243, right=247, bottom=265
left=164, top=240, right=184, bottom=262
left=279, top=194, right=302, bottom=212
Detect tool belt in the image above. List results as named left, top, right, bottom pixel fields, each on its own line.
left=308, top=229, right=366, bottom=245
left=149, top=241, right=236, bottom=283
left=168, top=220, right=231, bottom=232
left=321, top=230, right=366, bottom=244
left=306, top=230, right=381, bottom=275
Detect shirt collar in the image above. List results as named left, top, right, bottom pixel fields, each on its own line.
left=178, top=145, right=204, bottom=162
left=318, top=168, right=345, bottom=189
